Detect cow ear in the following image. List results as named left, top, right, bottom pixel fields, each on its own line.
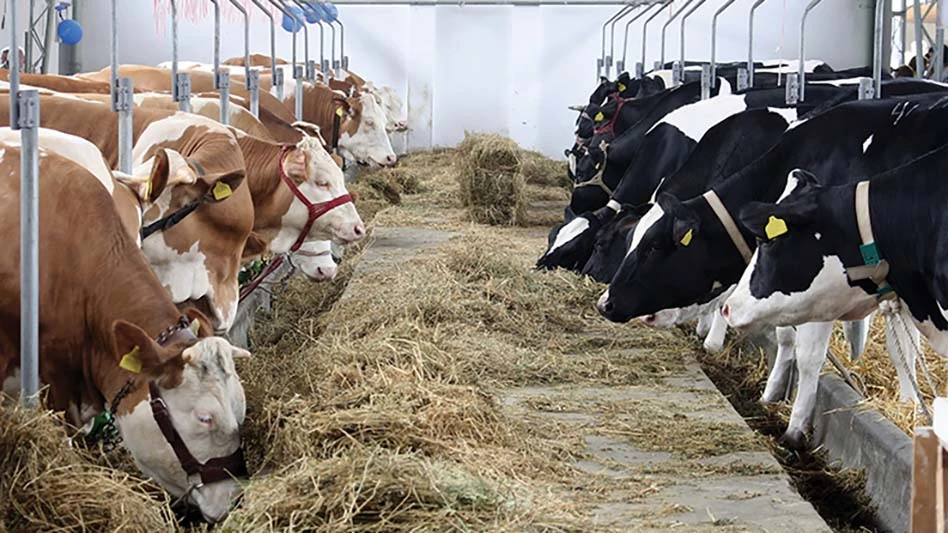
left=146, top=149, right=171, bottom=203
left=739, top=201, right=781, bottom=241
left=111, top=320, right=183, bottom=382
left=790, top=168, right=820, bottom=187
left=671, top=207, right=701, bottom=248
left=243, top=232, right=269, bottom=258
left=184, top=307, right=215, bottom=338
left=203, top=170, right=246, bottom=203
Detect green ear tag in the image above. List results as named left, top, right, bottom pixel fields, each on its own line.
left=594, top=112, right=605, bottom=122
left=764, top=216, right=788, bottom=240
left=189, top=319, right=201, bottom=335
left=680, top=229, right=693, bottom=247
left=213, top=181, right=233, bottom=201
left=618, top=82, right=627, bottom=92
left=119, top=346, right=142, bottom=374
left=860, top=242, right=881, bottom=265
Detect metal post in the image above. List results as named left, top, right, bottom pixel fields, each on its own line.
left=40, top=0, right=55, bottom=74
left=268, top=0, right=299, bottom=114
left=327, top=11, right=339, bottom=77
left=747, top=0, right=770, bottom=88
left=936, top=0, right=944, bottom=82
left=710, top=0, right=740, bottom=89
left=858, top=77, right=874, bottom=99
left=170, top=0, right=192, bottom=112
left=289, top=0, right=313, bottom=80
left=873, top=0, right=886, bottom=98
left=110, top=0, right=133, bottom=174
left=678, top=0, right=707, bottom=87
left=619, top=3, right=656, bottom=74
left=660, top=0, right=696, bottom=71
left=335, top=15, right=347, bottom=71
left=797, top=0, right=825, bottom=102
left=208, top=0, right=231, bottom=124
left=316, top=17, right=328, bottom=78
left=914, top=0, right=924, bottom=78
left=600, top=6, right=631, bottom=79
left=607, top=4, right=638, bottom=77
left=249, top=0, right=280, bottom=104
left=640, top=1, right=671, bottom=77
left=10, top=0, right=39, bottom=409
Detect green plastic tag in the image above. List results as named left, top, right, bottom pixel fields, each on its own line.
left=859, top=242, right=881, bottom=265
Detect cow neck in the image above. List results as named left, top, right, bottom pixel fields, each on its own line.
left=236, top=134, right=287, bottom=215
left=88, top=259, right=196, bottom=416
left=299, top=86, right=356, bottom=140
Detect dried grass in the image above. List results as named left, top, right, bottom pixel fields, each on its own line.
left=456, top=133, right=528, bottom=226
left=0, top=403, right=176, bottom=533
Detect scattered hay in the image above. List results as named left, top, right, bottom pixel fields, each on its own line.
left=0, top=403, right=175, bottom=533
left=827, top=314, right=948, bottom=436
left=520, top=149, right=571, bottom=189
left=456, top=133, right=527, bottom=226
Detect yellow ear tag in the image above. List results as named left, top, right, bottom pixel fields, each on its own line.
left=618, top=82, right=627, bottom=92
left=145, top=178, right=152, bottom=199
left=119, top=346, right=142, bottom=374
left=594, top=112, right=605, bottom=122
left=765, top=216, right=789, bottom=240
left=212, top=181, right=233, bottom=201
left=189, top=319, right=201, bottom=336
left=594, top=162, right=601, bottom=170
left=680, top=229, right=693, bottom=247
left=335, top=107, right=344, bottom=117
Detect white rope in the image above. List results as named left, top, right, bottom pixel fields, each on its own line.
left=884, top=302, right=934, bottom=424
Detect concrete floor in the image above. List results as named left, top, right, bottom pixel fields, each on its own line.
left=327, top=224, right=833, bottom=532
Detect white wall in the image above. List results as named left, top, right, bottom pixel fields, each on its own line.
left=71, top=0, right=873, bottom=158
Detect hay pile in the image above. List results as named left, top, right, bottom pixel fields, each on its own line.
left=0, top=403, right=175, bottom=532
left=456, top=133, right=528, bottom=225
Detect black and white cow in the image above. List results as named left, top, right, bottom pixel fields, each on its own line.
left=597, top=93, right=948, bottom=447
left=539, top=85, right=846, bottom=272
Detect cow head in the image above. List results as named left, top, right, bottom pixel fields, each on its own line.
left=569, top=144, right=612, bottom=215
left=269, top=133, right=365, bottom=250
left=365, top=82, right=408, bottom=133
left=723, top=170, right=877, bottom=330
left=111, top=309, right=248, bottom=524
left=597, top=193, right=736, bottom=323
left=0, top=46, right=25, bottom=71
left=580, top=205, right=649, bottom=283
left=337, top=92, right=398, bottom=168
left=536, top=206, right=615, bottom=272
left=290, top=240, right=338, bottom=281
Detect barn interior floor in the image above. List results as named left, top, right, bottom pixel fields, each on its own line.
left=339, top=222, right=832, bottom=532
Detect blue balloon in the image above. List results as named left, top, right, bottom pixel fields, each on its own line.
left=57, top=19, right=82, bottom=45
left=323, top=3, right=338, bottom=22
left=303, top=5, right=321, bottom=23
left=281, top=6, right=304, bottom=33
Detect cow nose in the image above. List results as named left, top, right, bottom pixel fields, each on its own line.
left=384, top=155, right=398, bottom=167
left=642, top=314, right=656, bottom=325
left=596, top=292, right=613, bottom=315
left=721, top=304, right=731, bottom=321
left=353, top=223, right=365, bottom=239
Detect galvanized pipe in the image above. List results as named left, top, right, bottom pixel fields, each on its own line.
left=268, top=0, right=302, bottom=119
left=208, top=0, right=231, bottom=124
left=797, top=0, right=825, bottom=102
left=620, top=2, right=658, bottom=73
left=678, top=0, right=708, bottom=80
left=641, top=1, right=671, bottom=76
left=334, top=17, right=347, bottom=71
left=607, top=4, right=638, bottom=77
left=289, top=0, right=313, bottom=80
left=873, top=0, right=885, bottom=98
left=747, top=0, right=770, bottom=88
left=600, top=6, right=631, bottom=78
left=10, top=0, right=39, bottom=409
left=249, top=0, right=282, bottom=103
left=709, top=0, right=740, bottom=87
left=936, top=0, right=944, bottom=82
left=660, top=0, right=696, bottom=66
left=914, top=0, right=924, bottom=78
left=170, top=0, right=192, bottom=112
left=110, top=0, right=133, bottom=174
left=41, top=0, right=55, bottom=73
left=327, top=10, right=339, bottom=76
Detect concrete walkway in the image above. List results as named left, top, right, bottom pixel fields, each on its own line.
left=327, top=225, right=832, bottom=533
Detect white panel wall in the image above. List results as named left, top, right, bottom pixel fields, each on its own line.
left=69, top=0, right=873, bottom=158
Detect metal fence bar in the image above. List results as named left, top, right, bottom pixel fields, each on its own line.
left=660, top=0, right=695, bottom=68
left=619, top=2, right=658, bottom=74
left=747, top=0, right=770, bottom=88
left=914, top=0, right=924, bottom=78
left=110, top=0, right=133, bottom=174
left=269, top=0, right=303, bottom=120
left=797, top=0, right=825, bottom=102
left=709, top=0, right=739, bottom=88
left=607, top=4, right=639, bottom=77
left=209, top=0, right=231, bottom=125
left=289, top=0, right=314, bottom=80
left=678, top=0, right=707, bottom=87
left=936, top=0, right=944, bottom=82
left=600, top=6, right=631, bottom=78
left=640, top=1, right=671, bottom=76
left=249, top=0, right=282, bottom=104
left=170, top=0, right=192, bottom=112
left=874, top=0, right=886, bottom=98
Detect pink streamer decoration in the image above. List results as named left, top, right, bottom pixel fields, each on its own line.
left=153, top=0, right=275, bottom=36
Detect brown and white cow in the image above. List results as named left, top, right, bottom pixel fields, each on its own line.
left=0, top=69, right=119, bottom=94
left=0, top=95, right=252, bottom=333
left=0, top=143, right=249, bottom=524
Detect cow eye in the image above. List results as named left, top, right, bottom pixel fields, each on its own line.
left=195, top=413, right=214, bottom=426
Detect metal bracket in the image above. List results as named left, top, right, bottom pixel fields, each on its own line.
left=700, top=64, right=711, bottom=99
left=321, top=59, right=331, bottom=76
left=342, top=56, right=349, bottom=70
left=672, top=60, right=684, bottom=86
left=616, top=60, right=625, bottom=74
left=273, top=66, right=285, bottom=87
left=635, top=62, right=644, bottom=79
left=217, top=69, right=231, bottom=91
left=605, top=54, right=613, bottom=77
left=597, top=58, right=603, bottom=79
left=174, top=72, right=192, bottom=102
left=112, top=77, right=133, bottom=112
left=333, top=59, right=341, bottom=77
left=736, top=68, right=749, bottom=91
left=306, top=60, right=317, bottom=81
left=247, top=69, right=260, bottom=91
left=785, top=73, right=799, bottom=105
left=293, top=65, right=304, bottom=80
left=653, top=60, right=662, bottom=71
left=858, top=78, right=874, bottom=100
left=17, top=90, right=39, bottom=129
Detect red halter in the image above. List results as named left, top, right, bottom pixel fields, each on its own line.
left=277, top=144, right=354, bottom=253
left=592, top=95, right=630, bottom=137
